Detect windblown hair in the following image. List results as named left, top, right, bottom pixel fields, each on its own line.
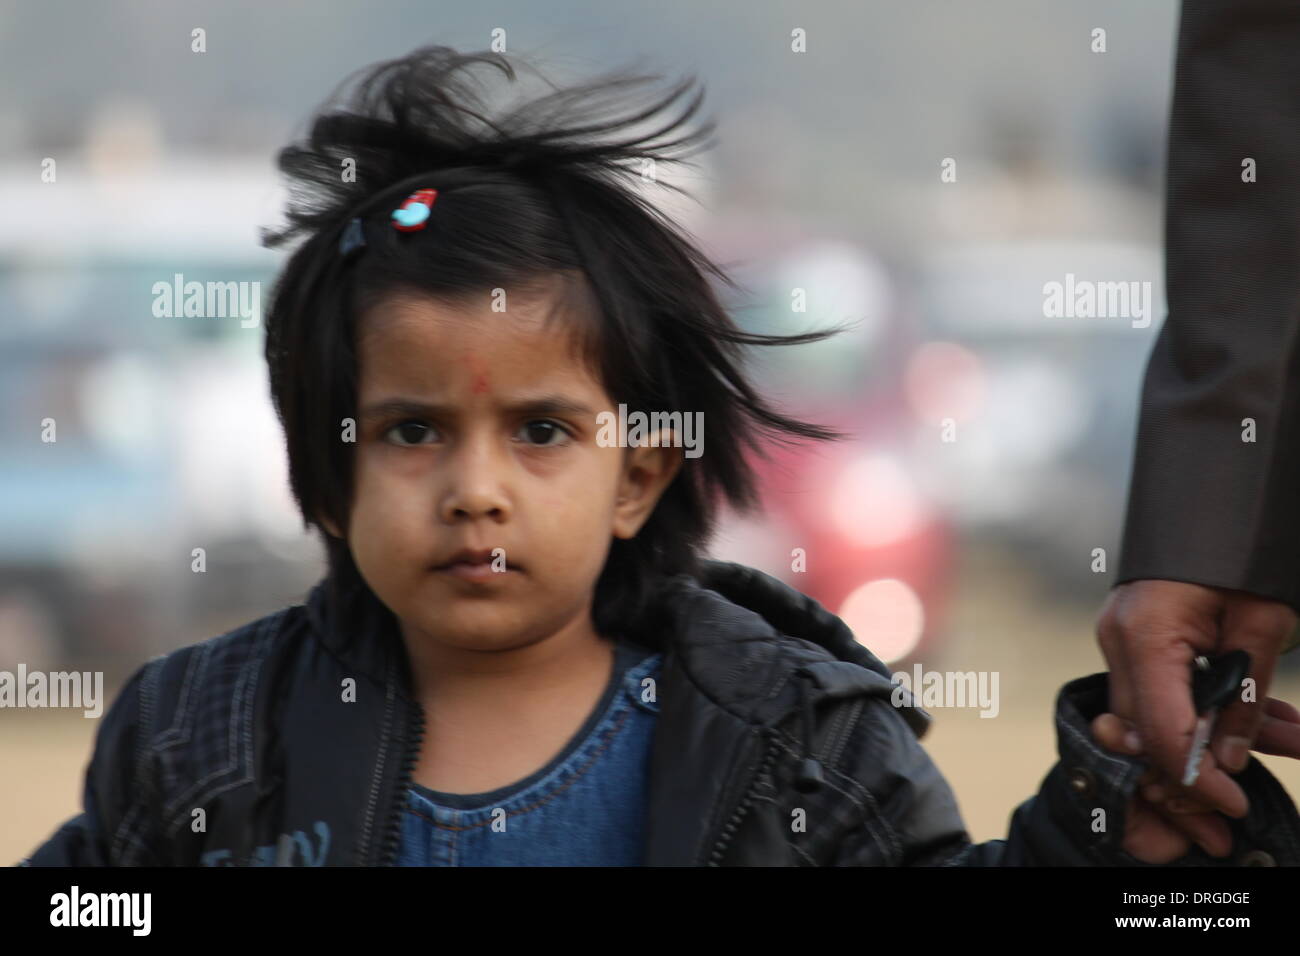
left=261, top=44, right=849, bottom=645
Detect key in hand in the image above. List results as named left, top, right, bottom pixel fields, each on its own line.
left=1181, top=649, right=1252, bottom=787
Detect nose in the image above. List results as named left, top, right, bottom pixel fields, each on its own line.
left=438, top=430, right=511, bottom=523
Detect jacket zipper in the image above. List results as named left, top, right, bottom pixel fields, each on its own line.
left=706, top=729, right=779, bottom=866
left=376, top=695, right=427, bottom=865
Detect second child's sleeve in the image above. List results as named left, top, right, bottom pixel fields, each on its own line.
left=830, top=673, right=1300, bottom=866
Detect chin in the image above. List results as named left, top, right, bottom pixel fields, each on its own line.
left=416, top=611, right=540, bottom=651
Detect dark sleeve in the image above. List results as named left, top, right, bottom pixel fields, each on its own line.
left=1116, top=0, right=1300, bottom=611
left=833, top=674, right=1300, bottom=866
left=18, top=661, right=160, bottom=867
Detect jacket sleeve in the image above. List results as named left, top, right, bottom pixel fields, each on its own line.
left=1115, top=0, right=1300, bottom=611
left=18, top=660, right=160, bottom=867
left=832, top=672, right=1300, bottom=866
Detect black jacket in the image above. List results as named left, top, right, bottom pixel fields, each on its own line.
left=21, top=560, right=1300, bottom=866
left=1117, top=0, right=1300, bottom=612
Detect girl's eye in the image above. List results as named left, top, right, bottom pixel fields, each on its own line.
left=516, top=419, right=571, bottom=447
left=385, top=421, right=438, bottom=446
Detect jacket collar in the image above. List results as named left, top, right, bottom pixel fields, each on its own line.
left=303, top=561, right=929, bottom=727
left=304, top=577, right=413, bottom=692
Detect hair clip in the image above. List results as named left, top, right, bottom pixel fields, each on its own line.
left=339, top=217, right=367, bottom=257
left=391, top=188, right=439, bottom=232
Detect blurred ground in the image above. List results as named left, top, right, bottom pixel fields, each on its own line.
left=6, top=540, right=1300, bottom=865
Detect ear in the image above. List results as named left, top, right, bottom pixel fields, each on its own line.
left=611, top=431, right=684, bottom=540
left=320, top=514, right=344, bottom=539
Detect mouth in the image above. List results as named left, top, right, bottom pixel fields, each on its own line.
left=433, top=548, right=521, bottom=583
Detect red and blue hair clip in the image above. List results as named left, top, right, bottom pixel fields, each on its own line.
left=391, top=188, right=438, bottom=231
left=339, top=187, right=439, bottom=258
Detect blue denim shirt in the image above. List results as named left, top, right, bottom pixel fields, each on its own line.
left=396, top=640, right=662, bottom=866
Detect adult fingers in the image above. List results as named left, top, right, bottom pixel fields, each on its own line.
left=1210, top=596, right=1295, bottom=771
left=1264, top=696, right=1300, bottom=724
left=1127, top=636, right=1247, bottom=816
left=1122, top=799, right=1194, bottom=863
left=1111, top=702, right=1300, bottom=814
left=1094, top=714, right=1232, bottom=858
left=1105, top=581, right=1258, bottom=817
left=1248, top=703, right=1300, bottom=758
left=1097, top=589, right=1138, bottom=722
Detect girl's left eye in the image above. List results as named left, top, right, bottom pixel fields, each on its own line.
left=384, top=421, right=438, bottom=446
left=516, top=420, right=571, bottom=447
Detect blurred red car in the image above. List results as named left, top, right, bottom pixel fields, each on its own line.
left=703, top=224, right=955, bottom=667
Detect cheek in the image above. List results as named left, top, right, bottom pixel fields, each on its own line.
left=355, top=444, right=428, bottom=499
left=350, top=452, right=429, bottom=547
left=534, top=456, right=622, bottom=541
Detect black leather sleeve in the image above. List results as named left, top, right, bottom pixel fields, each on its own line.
left=1116, top=0, right=1300, bottom=611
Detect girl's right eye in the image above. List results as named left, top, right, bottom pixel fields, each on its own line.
left=384, top=421, right=439, bottom=446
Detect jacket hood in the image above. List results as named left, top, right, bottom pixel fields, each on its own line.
left=665, top=560, right=932, bottom=740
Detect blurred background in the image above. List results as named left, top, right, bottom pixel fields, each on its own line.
left=6, top=0, right=1300, bottom=864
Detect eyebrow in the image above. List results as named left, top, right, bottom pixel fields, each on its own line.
left=358, top=395, right=598, bottom=423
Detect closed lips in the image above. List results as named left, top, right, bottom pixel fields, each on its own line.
left=436, top=550, right=519, bottom=569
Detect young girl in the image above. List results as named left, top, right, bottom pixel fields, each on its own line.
left=23, top=45, right=1300, bottom=867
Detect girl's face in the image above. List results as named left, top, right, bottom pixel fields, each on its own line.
left=331, top=285, right=680, bottom=654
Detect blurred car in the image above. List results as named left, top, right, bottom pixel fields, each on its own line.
left=0, top=157, right=316, bottom=671
left=906, top=238, right=1164, bottom=596
left=704, top=231, right=956, bottom=666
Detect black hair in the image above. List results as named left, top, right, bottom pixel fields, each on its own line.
left=260, top=44, right=851, bottom=646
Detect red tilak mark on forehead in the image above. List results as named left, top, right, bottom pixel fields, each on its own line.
left=466, top=354, right=491, bottom=394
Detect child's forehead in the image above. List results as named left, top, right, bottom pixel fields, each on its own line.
left=364, top=295, right=560, bottom=352
left=362, top=290, right=547, bottom=338
left=363, top=280, right=590, bottom=337
left=356, top=291, right=604, bottom=396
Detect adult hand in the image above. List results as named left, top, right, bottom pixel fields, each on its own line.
left=1092, top=699, right=1300, bottom=862
left=1096, top=580, right=1297, bottom=821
